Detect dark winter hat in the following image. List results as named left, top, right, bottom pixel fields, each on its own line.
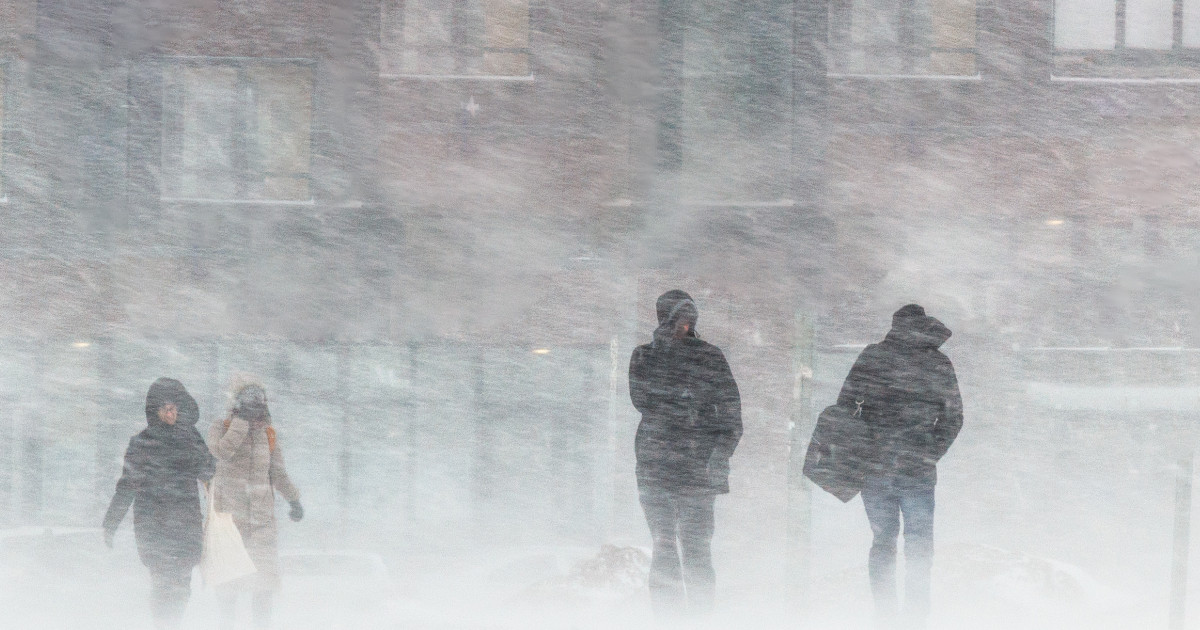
left=656, top=289, right=698, bottom=327
left=145, top=377, right=199, bottom=427
left=887, top=304, right=952, bottom=348
left=892, top=304, right=927, bottom=329
left=235, top=384, right=269, bottom=418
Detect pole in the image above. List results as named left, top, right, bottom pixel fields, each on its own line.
left=787, top=312, right=815, bottom=611
left=1170, top=445, right=1194, bottom=630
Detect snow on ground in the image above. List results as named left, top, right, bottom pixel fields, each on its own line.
left=0, top=534, right=1172, bottom=629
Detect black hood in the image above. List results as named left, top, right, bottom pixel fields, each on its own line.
left=653, top=289, right=699, bottom=347
left=656, top=289, right=698, bottom=327
left=144, top=377, right=200, bottom=427
left=884, top=304, right=952, bottom=349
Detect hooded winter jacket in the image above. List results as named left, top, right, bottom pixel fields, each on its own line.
left=208, top=380, right=299, bottom=529
left=208, top=380, right=300, bottom=591
left=103, top=378, right=216, bottom=570
left=837, top=305, right=963, bottom=480
left=629, top=291, right=743, bottom=494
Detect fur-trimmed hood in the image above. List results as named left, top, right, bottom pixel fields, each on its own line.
left=224, top=374, right=267, bottom=412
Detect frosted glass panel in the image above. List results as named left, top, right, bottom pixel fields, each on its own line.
left=249, top=65, right=313, bottom=201
left=1126, top=0, right=1173, bottom=49
left=401, top=0, right=457, bottom=74
left=1185, top=0, right=1200, bottom=46
left=382, top=0, right=529, bottom=76
left=0, top=65, right=5, bottom=197
left=177, top=67, right=239, bottom=199
left=163, top=63, right=313, bottom=201
left=484, top=0, right=529, bottom=75
left=1055, top=0, right=1116, bottom=49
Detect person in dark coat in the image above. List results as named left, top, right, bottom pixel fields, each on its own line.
left=103, top=377, right=216, bottom=629
left=837, top=304, right=963, bottom=629
left=629, top=289, right=742, bottom=616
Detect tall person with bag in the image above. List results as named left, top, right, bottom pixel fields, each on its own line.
left=838, top=305, right=963, bottom=629
left=209, top=377, right=304, bottom=630
left=629, top=290, right=742, bottom=618
left=103, top=378, right=216, bottom=629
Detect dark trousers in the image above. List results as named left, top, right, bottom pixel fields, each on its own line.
left=861, top=474, right=936, bottom=624
left=639, top=489, right=716, bottom=617
left=148, top=562, right=193, bottom=629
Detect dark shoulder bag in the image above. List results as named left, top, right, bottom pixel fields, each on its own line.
left=803, top=399, right=871, bottom=502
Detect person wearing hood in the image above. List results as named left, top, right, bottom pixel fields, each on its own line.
left=103, top=377, right=216, bottom=629
left=209, top=379, right=302, bottom=630
left=837, top=304, right=963, bottom=629
left=628, top=290, right=742, bottom=617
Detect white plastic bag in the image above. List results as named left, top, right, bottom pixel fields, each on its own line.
left=200, top=486, right=257, bottom=587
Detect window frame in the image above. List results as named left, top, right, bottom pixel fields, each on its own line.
left=379, top=0, right=535, bottom=81
left=157, top=56, right=318, bottom=205
left=827, top=0, right=981, bottom=79
left=1052, top=0, right=1200, bottom=79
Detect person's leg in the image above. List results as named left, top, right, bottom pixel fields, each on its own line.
left=677, top=493, right=716, bottom=616
left=252, top=590, right=275, bottom=629
left=862, top=475, right=902, bottom=625
left=245, top=524, right=282, bottom=628
left=899, top=479, right=936, bottom=627
left=148, top=563, right=191, bottom=630
left=640, top=489, right=685, bottom=617
left=217, top=584, right=239, bottom=630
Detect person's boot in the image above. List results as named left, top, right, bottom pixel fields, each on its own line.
left=251, top=591, right=274, bottom=629
left=150, top=580, right=187, bottom=629
left=217, top=589, right=237, bottom=630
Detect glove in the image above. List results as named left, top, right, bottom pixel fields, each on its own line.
left=103, top=528, right=115, bottom=549
left=288, top=500, right=304, bottom=522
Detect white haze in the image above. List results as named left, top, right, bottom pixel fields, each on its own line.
left=1, top=1, right=1199, bottom=629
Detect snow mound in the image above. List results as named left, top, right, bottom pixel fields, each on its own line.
left=518, top=545, right=651, bottom=605
left=807, top=543, right=1124, bottom=630
left=937, top=542, right=1116, bottom=610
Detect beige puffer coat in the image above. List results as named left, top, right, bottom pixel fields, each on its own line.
left=209, top=390, right=300, bottom=591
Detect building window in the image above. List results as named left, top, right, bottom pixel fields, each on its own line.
left=829, top=0, right=977, bottom=76
left=381, top=0, right=531, bottom=77
left=161, top=60, right=313, bottom=202
left=1055, top=0, right=1200, bottom=78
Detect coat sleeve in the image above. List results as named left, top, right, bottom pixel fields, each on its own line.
left=628, top=345, right=651, bottom=415
left=102, top=440, right=143, bottom=533
left=709, top=348, right=743, bottom=462
left=930, top=354, right=964, bottom=461
left=211, top=415, right=249, bottom=461
left=269, top=438, right=301, bottom=503
left=189, top=427, right=216, bottom=482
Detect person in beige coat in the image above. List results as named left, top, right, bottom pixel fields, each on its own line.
left=209, top=379, right=303, bottom=629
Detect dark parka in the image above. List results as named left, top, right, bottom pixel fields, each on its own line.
left=837, top=306, right=964, bottom=481
left=629, top=291, right=743, bottom=494
left=103, top=378, right=216, bottom=571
